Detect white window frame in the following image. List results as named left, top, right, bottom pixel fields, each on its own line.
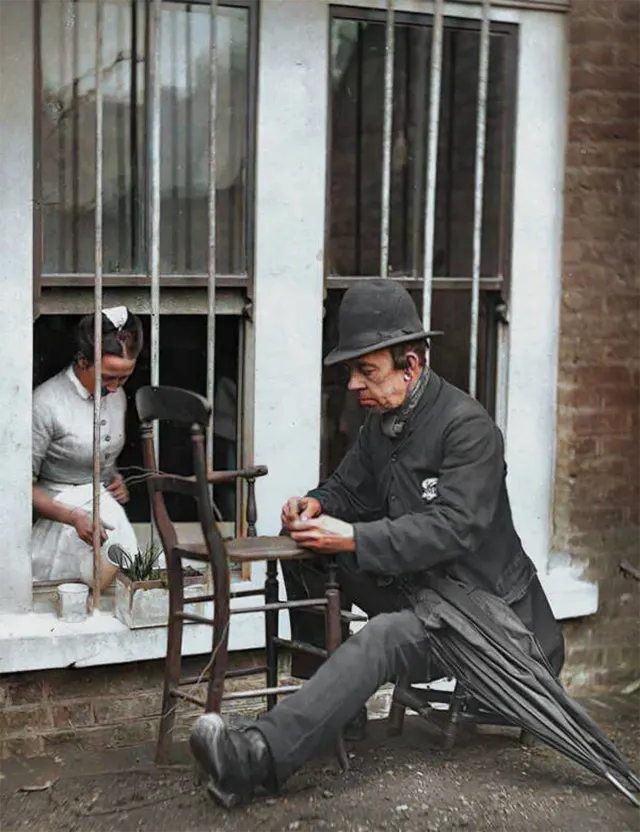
left=0, top=0, right=595, bottom=675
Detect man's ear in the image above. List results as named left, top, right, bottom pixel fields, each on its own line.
left=405, top=351, right=421, bottom=375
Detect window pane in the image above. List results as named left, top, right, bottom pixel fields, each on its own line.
left=329, top=15, right=514, bottom=279
left=39, top=0, right=251, bottom=276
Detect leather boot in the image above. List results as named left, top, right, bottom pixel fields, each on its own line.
left=190, top=714, right=276, bottom=808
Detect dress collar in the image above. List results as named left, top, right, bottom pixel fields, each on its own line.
left=65, top=364, right=92, bottom=401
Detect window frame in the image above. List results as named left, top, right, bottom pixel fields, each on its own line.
left=325, top=3, right=519, bottom=298
left=32, top=0, right=259, bottom=302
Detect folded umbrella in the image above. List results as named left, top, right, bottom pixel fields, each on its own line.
left=414, top=576, right=640, bottom=806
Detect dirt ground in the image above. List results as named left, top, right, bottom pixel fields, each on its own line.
left=2, top=694, right=638, bottom=832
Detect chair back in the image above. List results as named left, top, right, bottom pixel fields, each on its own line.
left=134, top=385, right=230, bottom=594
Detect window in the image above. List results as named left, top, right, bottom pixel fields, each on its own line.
left=36, top=0, right=254, bottom=281
left=32, top=0, right=257, bottom=598
left=328, top=11, right=515, bottom=280
left=321, top=6, right=517, bottom=477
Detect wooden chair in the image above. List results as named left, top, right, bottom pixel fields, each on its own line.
left=135, top=385, right=347, bottom=768
left=388, top=672, right=517, bottom=749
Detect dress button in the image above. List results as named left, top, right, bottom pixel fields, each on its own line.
left=105, top=435, right=111, bottom=442
left=101, top=419, right=107, bottom=426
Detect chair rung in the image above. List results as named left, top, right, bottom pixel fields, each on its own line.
left=397, top=687, right=456, bottom=706
left=184, top=594, right=214, bottom=604
left=222, top=684, right=300, bottom=701
left=231, top=597, right=328, bottom=616
left=273, top=637, right=328, bottom=659
left=179, top=665, right=268, bottom=686
left=171, top=689, right=206, bottom=707
left=174, top=611, right=215, bottom=625
left=392, top=686, right=436, bottom=715
left=304, top=606, right=368, bottom=623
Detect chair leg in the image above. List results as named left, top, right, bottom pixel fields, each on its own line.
left=156, top=560, right=185, bottom=766
left=387, top=677, right=409, bottom=737
left=325, top=557, right=349, bottom=771
left=265, top=560, right=279, bottom=711
left=443, top=681, right=467, bottom=751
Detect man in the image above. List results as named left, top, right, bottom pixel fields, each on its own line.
left=190, top=279, right=565, bottom=807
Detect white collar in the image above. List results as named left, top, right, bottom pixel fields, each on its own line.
left=65, top=364, right=92, bottom=401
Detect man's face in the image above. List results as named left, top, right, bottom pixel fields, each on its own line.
left=346, top=348, right=417, bottom=412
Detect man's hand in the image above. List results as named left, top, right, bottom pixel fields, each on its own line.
left=107, top=473, right=129, bottom=504
left=281, top=496, right=321, bottom=530
left=290, top=514, right=355, bottom=554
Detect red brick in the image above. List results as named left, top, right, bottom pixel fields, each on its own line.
left=572, top=365, right=635, bottom=386
left=0, top=705, right=53, bottom=737
left=51, top=701, right=95, bottom=729
left=569, top=121, right=639, bottom=143
left=572, top=42, right=617, bottom=67
left=615, top=0, right=640, bottom=25
left=557, top=385, right=601, bottom=408
left=600, top=384, right=640, bottom=408
left=573, top=409, right=632, bottom=435
left=570, top=19, right=620, bottom=43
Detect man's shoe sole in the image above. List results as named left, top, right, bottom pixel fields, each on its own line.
left=190, top=713, right=242, bottom=809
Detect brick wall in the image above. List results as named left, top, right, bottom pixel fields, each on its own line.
left=554, top=0, right=640, bottom=692
left=0, top=650, right=284, bottom=760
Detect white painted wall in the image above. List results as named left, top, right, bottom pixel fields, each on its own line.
left=251, top=0, right=328, bottom=532
left=505, top=10, right=568, bottom=573
left=0, top=0, right=595, bottom=674
left=0, top=0, right=35, bottom=613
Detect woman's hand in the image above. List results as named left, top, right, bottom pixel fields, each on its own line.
left=107, top=473, right=129, bottom=504
left=70, top=508, right=109, bottom=546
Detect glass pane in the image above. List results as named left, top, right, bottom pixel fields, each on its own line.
left=329, top=16, right=513, bottom=279
left=39, top=0, right=250, bottom=276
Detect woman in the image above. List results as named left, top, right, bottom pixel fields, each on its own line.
left=31, top=306, right=143, bottom=589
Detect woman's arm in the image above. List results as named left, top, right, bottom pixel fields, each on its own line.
left=32, top=391, right=107, bottom=545
left=32, top=485, right=107, bottom=545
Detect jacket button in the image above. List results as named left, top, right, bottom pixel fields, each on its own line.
left=390, top=495, right=397, bottom=501
left=391, top=455, right=397, bottom=463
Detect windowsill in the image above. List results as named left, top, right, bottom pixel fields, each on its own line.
left=0, top=558, right=598, bottom=676
left=539, top=558, right=599, bottom=621
left=0, top=576, right=275, bottom=675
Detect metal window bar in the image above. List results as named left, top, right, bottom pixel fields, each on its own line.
left=380, top=0, right=395, bottom=279
left=207, top=0, right=219, bottom=476
left=92, top=0, right=105, bottom=609
left=422, top=0, right=444, bottom=332
left=150, top=0, right=162, bottom=397
left=469, top=0, right=491, bottom=398
left=377, top=0, right=490, bottom=399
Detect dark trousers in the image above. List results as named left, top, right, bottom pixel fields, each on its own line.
left=256, top=556, right=564, bottom=786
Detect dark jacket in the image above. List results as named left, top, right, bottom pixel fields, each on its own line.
left=309, top=372, right=536, bottom=605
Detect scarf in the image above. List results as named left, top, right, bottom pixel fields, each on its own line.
left=380, top=366, right=430, bottom=438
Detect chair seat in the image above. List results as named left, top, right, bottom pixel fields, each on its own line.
left=175, top=535, right=312, bottom=563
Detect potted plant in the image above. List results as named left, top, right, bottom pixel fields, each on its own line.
left=112, top=543, right=211, bottom=629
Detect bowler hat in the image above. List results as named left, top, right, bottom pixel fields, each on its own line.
left=324, top=279, right=442, bottom=367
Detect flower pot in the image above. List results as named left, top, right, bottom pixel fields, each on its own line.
left=114, top=567, right=211, bottom=629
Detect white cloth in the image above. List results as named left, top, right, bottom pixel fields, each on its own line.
left=31, top=483, right=138, bottom=583
left=103, top=306, right=128, bottom=329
